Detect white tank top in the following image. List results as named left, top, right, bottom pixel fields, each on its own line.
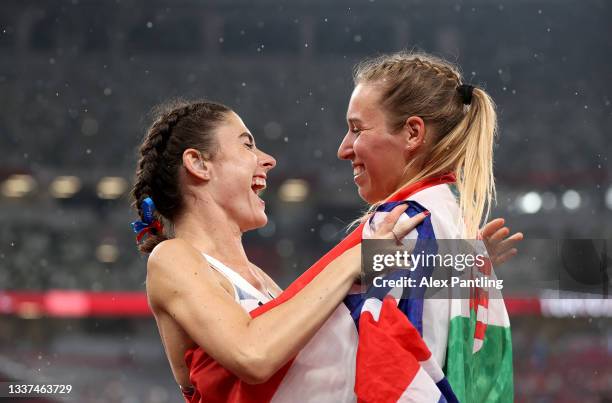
left=202, top=253, right=358, bottom=402
left=202, top=253, right=275, bottom=313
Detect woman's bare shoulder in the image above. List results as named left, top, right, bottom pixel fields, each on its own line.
left=145, top=238, right=212, bottom=308
left=147, top=238, right=201, bottom=273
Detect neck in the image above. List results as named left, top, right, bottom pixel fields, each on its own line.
left=173, top=200, right=250, bottom=269
left=387, top=171, right=457, bottom=202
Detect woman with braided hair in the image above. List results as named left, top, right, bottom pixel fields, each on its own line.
left=130, top=99, right=426, bottom=401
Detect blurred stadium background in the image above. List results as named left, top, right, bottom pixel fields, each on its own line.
left=0, top=0, right=610, bottom=402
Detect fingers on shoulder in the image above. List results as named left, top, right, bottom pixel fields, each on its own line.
left=382, top=204, right=408, bottom=225
left=392, top=212, right=422, bottom=239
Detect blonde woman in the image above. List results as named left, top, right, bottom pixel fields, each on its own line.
left=337, top=51, right=521, bottom=402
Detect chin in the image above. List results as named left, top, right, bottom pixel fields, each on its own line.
left=358, top=186, right=378, bottom=205
left=255, top=214, right=268, bottom=228
left=242, top=214, right=268, bottom=232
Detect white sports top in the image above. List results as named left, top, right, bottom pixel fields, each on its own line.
left=201, top=253, right=358, bottom=402
left=202, top=253, right=275, bottom=312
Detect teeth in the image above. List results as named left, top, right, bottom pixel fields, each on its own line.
left=353, top=165, right=365, bottom=177
left=251, top=177, right=267, bottom=190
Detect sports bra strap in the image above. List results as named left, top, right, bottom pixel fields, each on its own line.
left=202, top=253, right=274, bottom=303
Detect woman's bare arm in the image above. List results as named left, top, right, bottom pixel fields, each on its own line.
left=147, top=204, right=422, bottom=385
left=147, top=238, right=358, bottom=384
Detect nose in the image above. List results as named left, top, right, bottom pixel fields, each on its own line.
left=337, top=131, right=355, bottom=161
left=258, top=149, right=277, bottom=172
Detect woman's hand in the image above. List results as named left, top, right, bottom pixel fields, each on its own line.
left=480, top=218, right=523, bottom=267
left=342, top=205, right=428, bottom=280
left=370, top=204, right=429, bottom=244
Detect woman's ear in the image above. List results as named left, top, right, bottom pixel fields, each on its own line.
left=400, top=116, right=426, bottom=156
left=183, top=148, right=210, bottom=181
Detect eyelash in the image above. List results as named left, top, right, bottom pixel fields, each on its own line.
left=351, top=127, right=362, bottom=135
left=245, top=143, right=255, bottom=149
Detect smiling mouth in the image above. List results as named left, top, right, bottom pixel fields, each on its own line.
left=353, top=165, right=365, bottom=179
left=251, top=176, right=267, bottom=195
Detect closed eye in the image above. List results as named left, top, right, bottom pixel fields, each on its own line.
left=352, top=126, right=370, bottom=135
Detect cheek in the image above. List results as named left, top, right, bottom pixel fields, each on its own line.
left=355, top=136, right=403, bottom=173
left=217, top=164, right=251, bottom=195
left=358, top=137, right=407, bottom=195
left=353, top=137, right=376, bottom=164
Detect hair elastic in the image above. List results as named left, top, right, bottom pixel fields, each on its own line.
left=130, top=197, right=164, bottom=243
left=457, top=84, right=475, bottom=105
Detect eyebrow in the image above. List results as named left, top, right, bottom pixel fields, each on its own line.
left=239, top=132, right=255, bottom=144
left=347, top=118, right=364, bottom=126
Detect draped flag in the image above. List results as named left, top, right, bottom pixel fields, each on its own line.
left=183, top=174, right=513, bottom=402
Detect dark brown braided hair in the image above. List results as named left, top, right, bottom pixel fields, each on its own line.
left=131, top=99, right=232, bottom=253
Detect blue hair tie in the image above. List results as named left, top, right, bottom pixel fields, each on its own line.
left=130, top=197, right=161, bottom=237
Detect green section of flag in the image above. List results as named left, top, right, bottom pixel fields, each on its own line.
left=445, top=314, right=514, bottom=403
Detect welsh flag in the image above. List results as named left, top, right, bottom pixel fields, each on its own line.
left=183, top=174, right=513, bottom=402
